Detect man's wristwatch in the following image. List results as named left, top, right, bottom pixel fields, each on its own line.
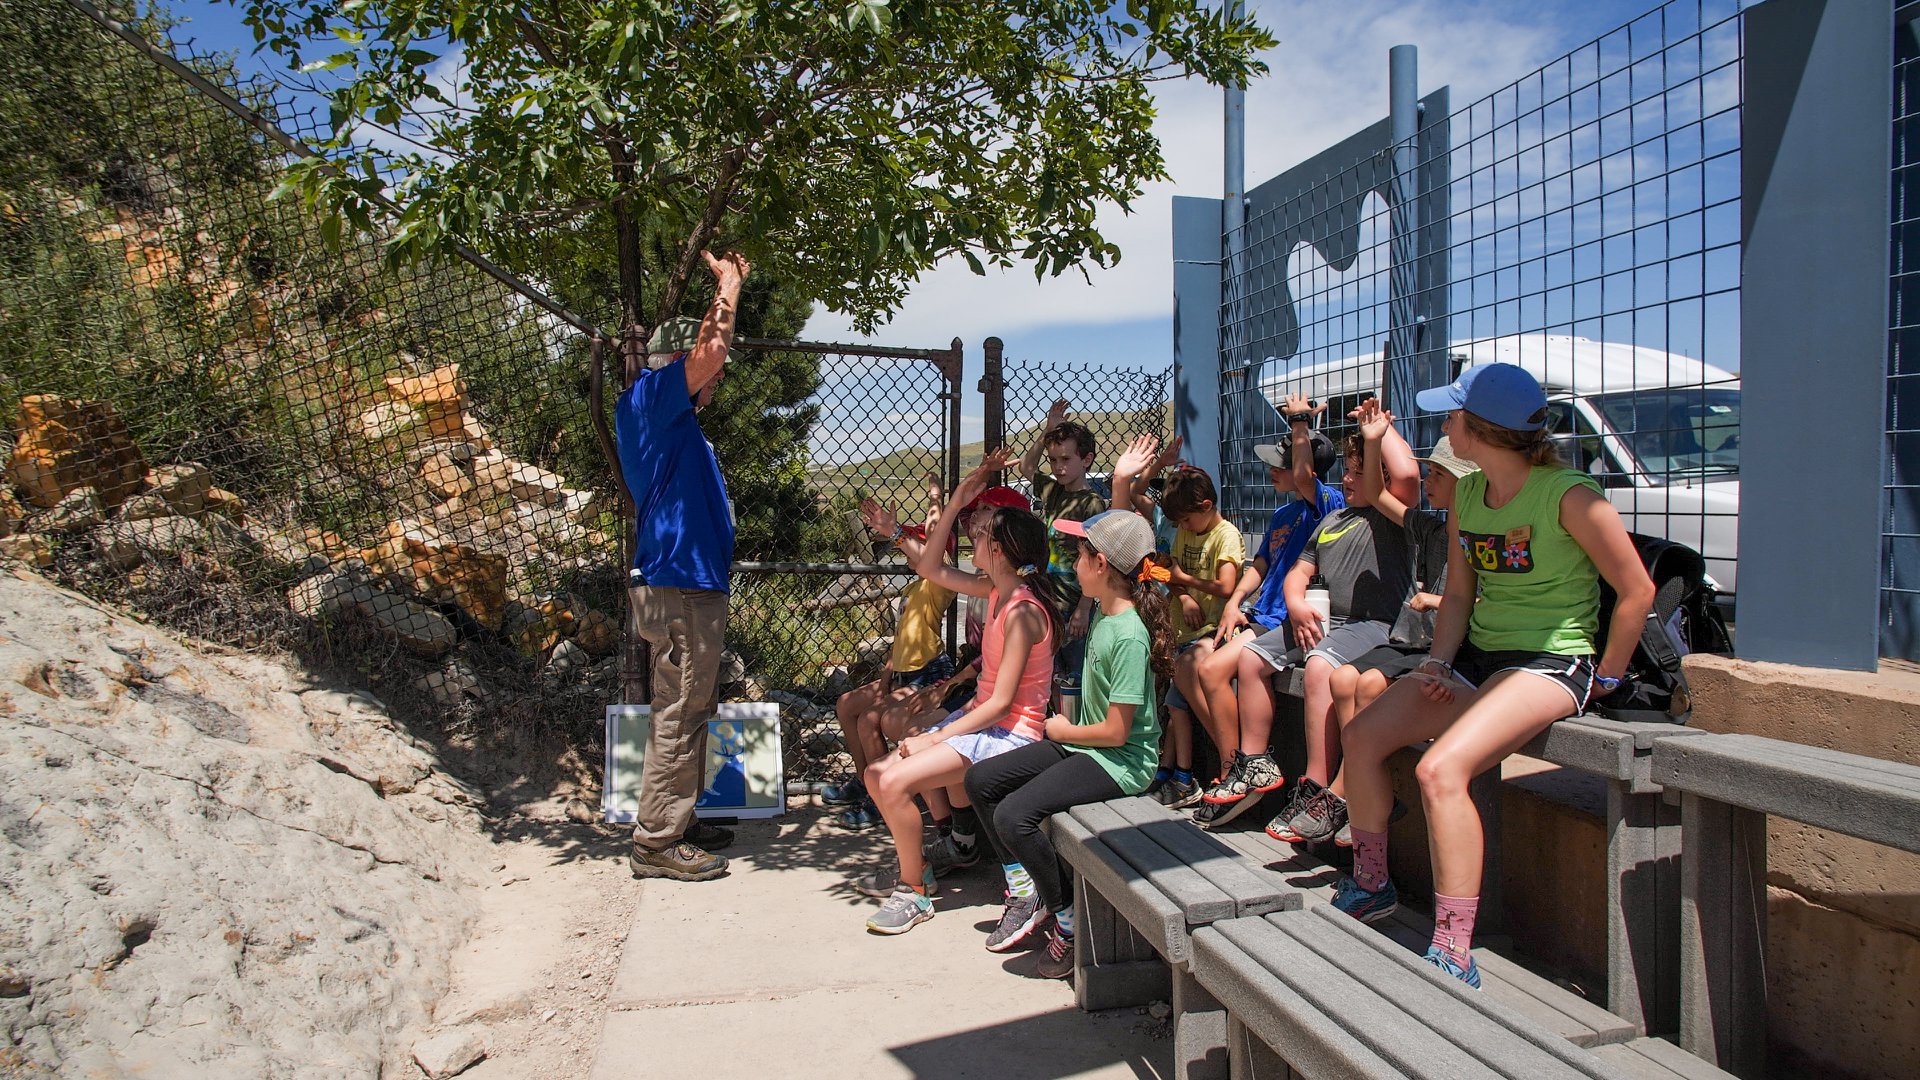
left=1287, top=412, right=1313, bottom=425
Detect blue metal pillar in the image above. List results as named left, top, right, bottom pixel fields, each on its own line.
left=1173, top=196, right=1224, bottom=479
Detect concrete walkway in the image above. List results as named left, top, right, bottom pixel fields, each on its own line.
left=590, top=804, right=1171, bottom=1080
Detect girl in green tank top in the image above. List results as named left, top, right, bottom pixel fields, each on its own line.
left=1328, top=364, right=1657, bottom=989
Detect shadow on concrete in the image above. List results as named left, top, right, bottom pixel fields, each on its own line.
left=887, top=1008, right=1170, bottom=1080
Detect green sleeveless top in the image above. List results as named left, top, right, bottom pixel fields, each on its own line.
left=1455, top=465, right=1602, bottom=655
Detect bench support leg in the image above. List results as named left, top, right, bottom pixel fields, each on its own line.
left=1173, top=962, right=1229, bottom=1080
left=1679, top=792, right=1767, bottom=1078
left=1072, top=870, right=1170, bottom=1012
left=1608, top=782, right=1683, bottom=1036
left=1227, top=1014, right=1291, bottom=1080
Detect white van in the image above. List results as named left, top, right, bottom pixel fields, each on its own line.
left=1255, top=334, right=1740, bottom=603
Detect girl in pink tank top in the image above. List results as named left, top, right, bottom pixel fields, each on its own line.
left=857, top=449, right=1065, bottom=936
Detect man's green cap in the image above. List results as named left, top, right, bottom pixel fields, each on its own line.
left=647, top=317, right=703, bottom=355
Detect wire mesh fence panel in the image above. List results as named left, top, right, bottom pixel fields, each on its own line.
left=997, top=355, right=1174, bottom=501
left=725, top=340, right=959, bottom=782
left=1889, top=13, right=1920, bottom=661
left=0, top=0, right=634, bottom=769
left=1225, top=0, right=1745, bottom=607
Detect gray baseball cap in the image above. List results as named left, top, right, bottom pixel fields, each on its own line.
left=1052, top=509, right=1157, bottom=576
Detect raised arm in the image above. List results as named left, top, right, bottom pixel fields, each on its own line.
left=1019, top=399, right=1070, bottom=485
left=1354, top=399, right=1410, bottom=526
left=1280, top=392, right=1327, bottom=504
left=684, top=251, right=749, bottom=395
left=912, top=449, right=1013, bottom=598
left=1111, top=433, right=1160, bottom=514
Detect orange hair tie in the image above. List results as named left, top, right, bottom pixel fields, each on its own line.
left=1137, top=561, right=1173, bottom=585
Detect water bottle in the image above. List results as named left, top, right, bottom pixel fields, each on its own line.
left=1305, top=574, right=1332, bottom=627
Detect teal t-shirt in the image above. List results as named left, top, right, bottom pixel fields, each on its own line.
left=1067, top=607, right=1160, bottom=794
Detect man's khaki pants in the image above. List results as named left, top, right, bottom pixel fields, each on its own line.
left=628, top=584, right=728, bottom=851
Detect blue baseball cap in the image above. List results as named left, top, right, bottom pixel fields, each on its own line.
left=1415, top=363, right=1549, bottom=431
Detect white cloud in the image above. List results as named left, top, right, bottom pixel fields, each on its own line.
left=803, top=0, right=1565, bottom=347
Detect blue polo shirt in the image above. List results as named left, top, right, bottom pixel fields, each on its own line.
left=615, top=357, right=734, bottom=592
left=1245, top=480, right=1343, bottom=629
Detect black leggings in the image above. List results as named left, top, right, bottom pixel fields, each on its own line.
left=964, top=741, right=1124, bottom=914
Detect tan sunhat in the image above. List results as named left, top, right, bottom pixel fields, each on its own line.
left=1415, top=436, right=1478, bottom=479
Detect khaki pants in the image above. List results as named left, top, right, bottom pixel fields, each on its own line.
left=628, top=585, right=728, bottom=851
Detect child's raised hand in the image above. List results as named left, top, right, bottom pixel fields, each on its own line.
left=954, top=448, right=1013, bottom=506
left=1281, top=393, right=1327, bottom=420
left=1045, top=399, right=1071, bottom=428
left=1115, top=433, right=1160, bottom=479
left=1353, top=397, right=1394, bottom=441
left=859, top=497, right=899, bottom=537
left=1152, top=434, right=1185, bottom=473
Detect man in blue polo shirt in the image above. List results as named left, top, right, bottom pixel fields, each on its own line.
left=617, top=249, right=749, bottom=882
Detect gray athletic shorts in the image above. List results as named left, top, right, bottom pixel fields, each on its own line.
left=1243, top=619, right=1392, bottom=671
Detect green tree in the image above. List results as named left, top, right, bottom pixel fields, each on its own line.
left=232, top=0, right=1274, bottom=350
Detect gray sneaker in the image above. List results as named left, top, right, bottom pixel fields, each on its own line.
left=854, top=864, right=935, bottom=899
left=985, top=892, right=1047, bottom=952
left=866, top=885, right=934, bottom=935
left=924, top=833, right=980, bottom=875
left=1333, top=819, right=1352, bottom=847
left=1288, top=788, right=1348, bottom=843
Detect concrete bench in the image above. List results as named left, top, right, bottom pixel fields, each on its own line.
left=1050, top=796, right=1302, bottom=1080
left=1190, top=904, right=1735, bottom=1080
left=1650, top=733, right=1920, bottom=1077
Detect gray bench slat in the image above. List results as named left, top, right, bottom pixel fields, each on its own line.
left=1102, top=796, right=1300, bottom=916
left=1069, top=801, right=1238, bottom=924
left=1650, top=735, right=1920, bottom=853
left=1208, top=914, right=1603, bottom=1080
left=1588, top=1038, right=1736, bottom=1080
left=1193, top=926, right=1407, bottom=1080
left=1307, top=905, right=1636, bottom=1049
left=1053, top=812, right=1189, bottom=960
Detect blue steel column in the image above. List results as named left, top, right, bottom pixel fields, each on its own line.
left=1385, top=45, right=1424, bottom=443
left=1174, top=196, right=1224, bottom=479
left=1738, top=0, right=1892, bottom=669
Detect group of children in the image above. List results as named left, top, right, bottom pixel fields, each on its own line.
left=823, top=363, right=1656, bottom=989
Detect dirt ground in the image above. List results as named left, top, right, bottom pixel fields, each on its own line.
left=425, top=795, right=637, bottom=1080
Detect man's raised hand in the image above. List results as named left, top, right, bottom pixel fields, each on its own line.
left=702, top=249, right=751, bottom=285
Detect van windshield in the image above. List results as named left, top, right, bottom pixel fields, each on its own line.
left=1591, top=387, right=1740, bottom=480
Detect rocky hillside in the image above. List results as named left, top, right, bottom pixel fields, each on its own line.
left=0, top=568, right=493, bottom=1078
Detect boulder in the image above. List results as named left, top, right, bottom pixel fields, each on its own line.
left=202, top=487, right=246, bottom=523
left=358, top=401, right=417, bottom=440
left=287, top=572, right=371, bottom=620
left=412, top=1027, right=486, bottom=1080
left=0, top=533, right=53, bottom=568
left=418, top=452, right=474, bottom=501
left=535, top=594, right=580, bottom=634
left=354, top=589, right=457, bottom=657
left=93, top=528, right=143, bottom=572
left=103, top=515, right=215, bottom=557
left=9, top=396, right=147, bottom=508
left=43, top=486, right=105, bottom=531
left=0, top=488, right=22, bottom=537
left=506, top=605, right=561, bottom=658
left=360, top=522, right=508, bottom=632
left=144, top=462, right=212, bottom=518
left=472, top=452, right=566, bottom=505
left=572, top=608, right=620, bottom=657
left=118, top=492, right=175, bottom=522
left=384, top=364, right=465, bottom=408
left=545, top=639, right=589, bottom=681
left=413, top=661, right=478, bottom=708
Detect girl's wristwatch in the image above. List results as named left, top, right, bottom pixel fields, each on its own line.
left=1595, top=675, right=1622, bottom=694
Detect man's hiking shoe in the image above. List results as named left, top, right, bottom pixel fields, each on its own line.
left=985, top=892, right=1047, bottom=952
left=924, top=833, right=979, bottom=875
left=629, top=842, right=727, bottom=882
left=1285, top=788, right=1347, bottom=844
left=1202, top=752, right=1285, bottom=804
left=866, top=885, right=934, bottom=935
left=820, top=777, right=866, bottom=806
left=1155, top=775, right=1198, bottom=807
left=684, top=821, right=735, bottom=850
left=1263, top=778, right=1325, bottom=842
left=1034, top=923, right=1075, bottom=979
left=1423, top=945, right=1482, bottom=989
left=1331, top=876, right=1399, bottom=923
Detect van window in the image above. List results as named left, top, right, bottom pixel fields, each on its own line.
left=1592, top=388, right=1740, bottom=480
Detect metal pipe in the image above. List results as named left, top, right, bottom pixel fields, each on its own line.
left=1220, top=0, right=1248, bottom=507
left=1386, top=45, right=1423, bottom=441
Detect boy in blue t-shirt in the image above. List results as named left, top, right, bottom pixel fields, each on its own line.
left=1187, top=402, right=1343, bottom=826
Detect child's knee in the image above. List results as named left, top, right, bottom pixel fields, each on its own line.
left=1330, top=664, right=1359, bottom=695
left=1414, top=751, right=1470, bottom=799
left=1304, top=656, right=1335, bottom=692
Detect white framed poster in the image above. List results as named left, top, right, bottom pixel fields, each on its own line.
left=603, top=702, right=785, bottom=823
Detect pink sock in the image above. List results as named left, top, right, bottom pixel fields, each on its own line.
left=1351, top=828, right=1389, bottom=893
left=1432, top=893, right=1479, bottom=965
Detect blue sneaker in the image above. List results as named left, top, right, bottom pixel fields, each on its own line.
left=834, top=800, right=881, bottom=829
left=820, top=777, right=866, bottom=806
left=1423, top=945, right=1482, bottom=989
left=1330, top=877, right=1399, bottom=923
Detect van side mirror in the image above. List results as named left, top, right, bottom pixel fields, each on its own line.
left=1548, top=433, right=1588, bottom=471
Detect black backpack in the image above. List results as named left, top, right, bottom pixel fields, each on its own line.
left=1591, top=534, right=1733, bottom=723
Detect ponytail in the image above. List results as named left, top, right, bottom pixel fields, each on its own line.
left=990, top=508, right=1067, bottom=647
left=1128, top=575, right=1176, bottom=678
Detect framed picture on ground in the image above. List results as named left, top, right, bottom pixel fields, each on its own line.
left=603, top=702, right=785, bottom=824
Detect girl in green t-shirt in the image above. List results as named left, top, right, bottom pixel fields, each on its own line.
left=1331, top=363, right=1657, bottom=989
left=962, top=509, right=1174, bottom=978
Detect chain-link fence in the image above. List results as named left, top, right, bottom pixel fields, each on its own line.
left=986, top=344, right=1174, bottom=502
left=0, top=0, right=976, bottom=786
left=1889, top=9, right=1920, bottom=661
left=1225, top=0, right=1745, bottom=610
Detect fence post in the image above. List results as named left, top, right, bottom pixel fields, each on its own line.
left=980, top=337, right=1006, bottom=483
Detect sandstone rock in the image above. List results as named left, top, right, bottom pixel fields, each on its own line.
left=412, top=1027, right=486, bottom=1080
left=358, top=400, right=417, bottom=440
left=572, top=608, right=620, bottom=657
left=93, top=527, right=143, bottom=572
left=385, top=364, right=465, bottom=408
left=413, top=662, right=478, bottom=708
left=9, top=396, right=147, bottom=508
left=259, top=529, right=316, bottom=569
left=535, top=594, right=581, bottom=634
left=44, top=486, right=105, bottom=531
left=510, top=503, right=587, bottom=548
left=202, top=487, right=245, bottom=523
left=119, top=492, right=176, bottom=522
left=144, top=462, right=213, bottom=518
left=719, top=650, right=748, bottom=688
left=545, top=639, right=589, bottom=681
left=419, top=452, right=473, bottom=501
left=361, top=523, right=508, bottom=632
left=300, top=526, right=351, bottom=558
left=0, top=488, right=22, bottom=537
left=355, top=589, right=458, bottom=657
left=471, top=452, right=566, bottom=505
left=103, top=515, right=216, bottom=557
left=0, top=533, right=53, bottom=568
left=510, top=615, right=560, bottom=658
left=287, top=572, right=372, bottom=620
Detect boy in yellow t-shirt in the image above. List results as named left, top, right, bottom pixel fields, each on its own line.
left=1154, top=466, right=1243, bottom=808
